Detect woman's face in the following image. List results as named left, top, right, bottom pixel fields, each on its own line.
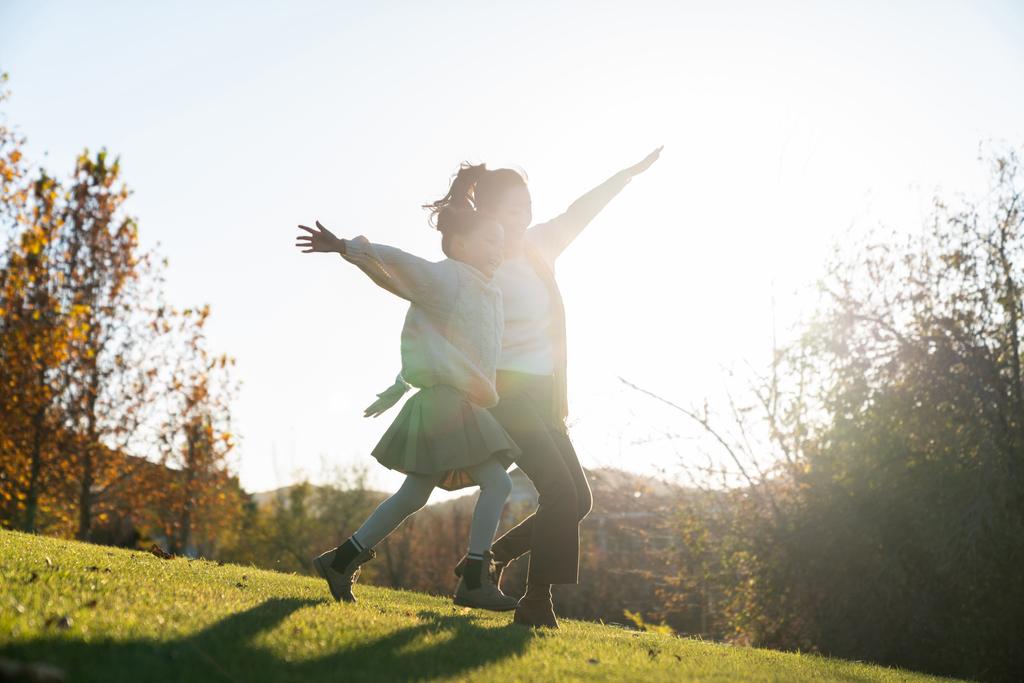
left=488, top=186, right=533, bottom=239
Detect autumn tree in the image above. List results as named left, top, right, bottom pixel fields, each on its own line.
left=0, top=73, right=83, bottom=534
left=48, top=150, right=169, bottom=540
left=2, top=72, right=244, bottom=550
left=0, top=171, right=83, bottom=534
left=145, top=305, right=243, bottom=556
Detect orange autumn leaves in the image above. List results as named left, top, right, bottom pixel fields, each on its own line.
left=0, top=72, right=243, bottom=553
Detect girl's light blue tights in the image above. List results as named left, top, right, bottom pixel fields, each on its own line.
left=352, top=457, right=512, bottom=556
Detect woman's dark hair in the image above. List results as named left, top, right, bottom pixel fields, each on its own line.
left=423, top=162, right=528, bottom=226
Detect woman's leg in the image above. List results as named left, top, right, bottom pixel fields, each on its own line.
left=460, top=458, right=514, bottom=556
left=489, top=393, right=581, bottom=585
left=548, top=429, right=593, bottom=522
left=495, top=429, right=593, bottom=554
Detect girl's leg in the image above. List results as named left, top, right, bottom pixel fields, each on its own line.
left=351, top=472, right=440, bottom=548
left=460, top=458, right=514, bottom=557
left=315, top=472, right=440, bottom=603
left=453, top=458, right=518, bottom=611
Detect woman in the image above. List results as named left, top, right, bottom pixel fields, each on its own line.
left=371, top=147, right=663, bottom=627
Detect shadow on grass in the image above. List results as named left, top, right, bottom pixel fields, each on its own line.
left=1, top=598, right=536, bottom=683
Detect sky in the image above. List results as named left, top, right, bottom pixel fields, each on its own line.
left=2, top=0, right=1023, bottom=497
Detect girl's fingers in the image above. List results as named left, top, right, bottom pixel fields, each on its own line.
left=316, top=220, right=338, bottom=237
left=297, top=224, right=316, bottom=234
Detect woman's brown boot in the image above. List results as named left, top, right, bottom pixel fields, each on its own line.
left=512, top=583, right=558, bottom=629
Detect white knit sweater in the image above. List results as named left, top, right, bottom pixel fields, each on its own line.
left=496, top=169, right=632, bottom=374
left=342, top=237, right=504, bottom=408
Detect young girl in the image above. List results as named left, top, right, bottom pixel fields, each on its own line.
left=366, top=148, right=663, bottom=627
left=294, top=206, right=520, bottom=610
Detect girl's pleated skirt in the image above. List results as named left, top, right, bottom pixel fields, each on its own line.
left=371, top=384, right=520, bottom=491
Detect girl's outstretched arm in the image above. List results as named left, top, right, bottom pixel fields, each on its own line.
left=295, top=221, right=441, bottom=302
left=531, top=146, right=663, bottom=261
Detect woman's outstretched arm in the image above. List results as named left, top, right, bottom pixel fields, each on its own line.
left=531, top=146, right=663, bottom=261
left=295, top=221, right=440, bottom=302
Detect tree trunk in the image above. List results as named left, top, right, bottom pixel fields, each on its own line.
left=78, top=440, right=93, bottom=541
left=77, top=372, right=99, bottom=542
left=24, top=406, right=45, bottom=534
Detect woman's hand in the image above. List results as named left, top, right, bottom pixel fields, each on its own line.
left=625, top=146, right=664, bottom=178
left=296, top=220, right=345, bottom=254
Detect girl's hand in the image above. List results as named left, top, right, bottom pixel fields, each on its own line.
left=296, top=220, right=345, bottom=254
left=625, top=146, right=664, bottom=177
left=363, top=377, right=410, bottom=417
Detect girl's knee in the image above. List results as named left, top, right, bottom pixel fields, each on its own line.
left=394, top=476, right=435, bottom=514
left=495, top=469, right=513, bottom=498
left=479, top=465, right=513, bottom=499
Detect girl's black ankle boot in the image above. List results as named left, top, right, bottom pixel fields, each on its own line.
left=329, top=539, right=360, bottom=573
left=463, top=559, right=483, bottom=590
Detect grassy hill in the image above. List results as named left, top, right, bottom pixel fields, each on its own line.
left=0, top=529, right=962, bottom=683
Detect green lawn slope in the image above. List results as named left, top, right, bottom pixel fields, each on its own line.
left=0, top=529, right=962, bottom=683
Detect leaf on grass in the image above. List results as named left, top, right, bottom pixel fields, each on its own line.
left=217, top=560, right=225, bottom=567
left=235, top=582, right=246, bottom=588
left=44, top=616, right=72, bottom=630
left=45, top=557, right=52, bottom=567
left=27, top=572, right=38, bottom=584
left=86, top=566, right=99, bottom=572
left=648, top=649, right=660, bottom=658
left=150, top=545, right=174, bottom=560
left=674, top=654, right=682, bottom=661
left=85, top=600, right=98, bottom=609
left=588, top=658, right=600, bottom=665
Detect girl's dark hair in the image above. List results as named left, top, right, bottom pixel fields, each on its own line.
left=423, top=162, right=528, bottom=226
left=434, top=208, right=495, bottom=258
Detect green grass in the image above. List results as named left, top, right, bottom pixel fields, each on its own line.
left=0, top=529, right=963, bottom=683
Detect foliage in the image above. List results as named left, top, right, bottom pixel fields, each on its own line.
left=143, top=305, right=242, bottom=556
left=648, top=147, right=1024, bottom=683
left=0, top=528, right=964, bottom=683
left=220, top=467, right=383, bottom=576
left=0, top=71, right=241, bottom=551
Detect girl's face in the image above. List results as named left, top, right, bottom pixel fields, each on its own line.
left=453, top=219, right=505, bottom=278
left=488, top=186, right=533, bottom=239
